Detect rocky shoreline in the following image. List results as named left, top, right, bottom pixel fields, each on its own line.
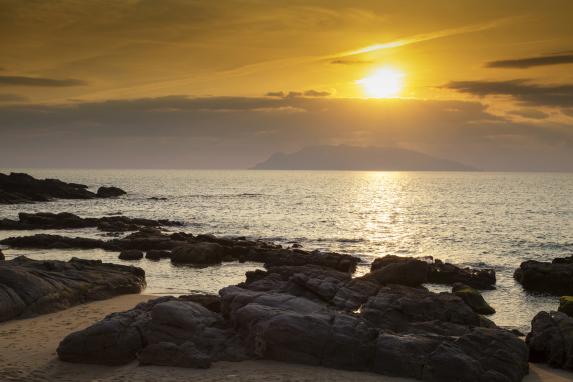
left=1, top=172, right=572, bottom=381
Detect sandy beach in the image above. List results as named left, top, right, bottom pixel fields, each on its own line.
left=0, top=294, right=570, bottom=382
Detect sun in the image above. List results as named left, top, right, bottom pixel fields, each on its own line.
left=357, top=67, right=405, bottom=98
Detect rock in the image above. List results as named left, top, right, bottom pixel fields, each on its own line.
left=363, top=259, right=429, bottom=286
left=57, top=266, right=528, bottom=381
left=0, top=234, right=107, bottom=249
left=119, top=249, right=144, bottom=260
left=146, top=249, right=171, bottom=260
left=0, top=256, right=145, bottom=323
left=371, top=255, right=496, bottom=289
left=138, top=342, right=211, bottom=368
left=58, top=295, right=244, bottom=366
left=515, top=259, right=573, bottom=295
left=0, top=249, right=4, bottom=261
left=0, top=172, right=96, bottom=204
left=171, top=243, right=225, bottom=265
left=559, top=296, right=573, bottom=317
left=96, top=186, right=127, bottom=198
left=527, top=311, right=573, bottom=370
left=452, top=283, right=496, bottom=315
left=0, top=212, right=183, bottom=231
left=220, top=285, right=528, bottom=381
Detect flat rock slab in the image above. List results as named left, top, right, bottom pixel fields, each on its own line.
left=0, top=256, right=145, bottom=322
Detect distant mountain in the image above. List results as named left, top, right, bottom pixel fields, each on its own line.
left=253, top=145, right=476, bottom=171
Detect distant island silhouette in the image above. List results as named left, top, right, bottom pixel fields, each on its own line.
left=253, top=145, right=476, bottom=171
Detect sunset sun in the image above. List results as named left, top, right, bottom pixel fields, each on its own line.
left=357, top=67, right=405, bottom=98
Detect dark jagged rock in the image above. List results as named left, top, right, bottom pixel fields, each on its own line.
left=0, top=256, right=145, bottom=322
left=514, top=258, right=573, bottom=295
left=0, top=172, right=126, bottom=204
left=119, top=249, right=144, bottom=260
left=96, top=186, right=127, bottom=198
left=0, top=249, right=4, bottom=261
left=58, top=265, right=528, bottom=382
left=559, top=296, right=573, bottom=317
left=145, top=249, right=171, bottom=260
left=171, top=243, right=225, bottom=265
left=452, top=283, right=496, bottom=315
left=1, top=229, right=360, bottom=272
left=527, top=311, right=573, bottom=370
left=0, top=212, right=183, bottom=232
left=57, top=295, right=244, bottom=366
left=371, top=255, right=496, bottom=289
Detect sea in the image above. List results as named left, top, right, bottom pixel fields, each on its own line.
left=1, top=169, right=572, bottom=332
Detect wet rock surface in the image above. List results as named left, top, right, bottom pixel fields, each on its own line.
left=452, top=283, right=496, bottom=315
left=57, top=262, right=528, bottom=382
left=527, top=311, right=573, bottom=370
left=0, top=228, right=360, bottom=272
left=0, top=256, right=145, bottom=322
left=0, top=212, right=182, bottom=232
left=0, top=172, right=126, bottom=204
left=371, top=255, right=496, bottom=289
left=515, top=258, right=573, bottom=295
left=96, top=186, right=127, bottom=198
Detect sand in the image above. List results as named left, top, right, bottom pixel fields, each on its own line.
left=0, top=294, right=571, bottom=382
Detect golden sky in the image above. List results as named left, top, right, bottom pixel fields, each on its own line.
left=1, top=0, right=573, bottom=170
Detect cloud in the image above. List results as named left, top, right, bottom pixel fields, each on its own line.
left=445, top=79, right=573, bottom=107
left=486, top=53, right=573, bottom=68
left=0, top=93, right=28, bottom=102
left=0, top=76, right=87, bottom=87
left=266, top=90, right=331, bottom=98
left=0, top=95, right=571, bottom=171
left=508, top=109, right=549, bottom=120
left=330, top=59, right=373, bottom=65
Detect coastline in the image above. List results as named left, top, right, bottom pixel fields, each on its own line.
left=0, top=294, right=571, bottom=382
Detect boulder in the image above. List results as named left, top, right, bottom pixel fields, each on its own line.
left=0, top=172, right=95, bottom=204
left=452, top=283, right=495, bottom=315
left=371, top=255, right=496, bottom=289
left=0, top=256, right=145, bottom=322
left=0, top=249, right=4, bottom=261
left=559, top=296, right=573, bottom=317
left=527, top=311, right=573, bottom=370
left=171, top=243, right=225, bottom=265
left=119, top=249, right=144, bottom=260
left=58, top=295, right=245, bottom=367
left=96, top=186, right=127, bottom=198
left=146, top=249, right=171, bottom=260
left=363, top=259, right=429, bottom=286
left=515, top=259, right=573, bottom=295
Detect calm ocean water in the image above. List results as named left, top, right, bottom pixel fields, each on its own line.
left=1, top=169, right=572, bottom=331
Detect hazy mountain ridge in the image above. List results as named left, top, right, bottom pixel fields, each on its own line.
left=253, top=145, right=476, bottom=171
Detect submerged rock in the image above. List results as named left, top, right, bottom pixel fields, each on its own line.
left=0, top=256, right=145, bottom=322
left=96, top=186, right=127, bottom=198
left=371, top=255, right=496, bottom=289
left=527, top=311, right=573, bottom=370
left=452, top=283, right=496, bottom=315
left=515, top=258, right=573, bottom=295
left=559, top=296, right=573, bottom=317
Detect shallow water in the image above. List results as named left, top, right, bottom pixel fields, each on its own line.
left=1, top=169, right=572, bottom=332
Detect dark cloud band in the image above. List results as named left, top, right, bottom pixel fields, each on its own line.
left=0, top=76, right=87, bottom=87
left=486, top=54, right=573, bottom=68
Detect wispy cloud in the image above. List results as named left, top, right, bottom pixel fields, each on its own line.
left=329, top=18, right=513, bottom=60
left=0, top=76, right=87, bottom=87
left=486, top=53, right=573, bottom=68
